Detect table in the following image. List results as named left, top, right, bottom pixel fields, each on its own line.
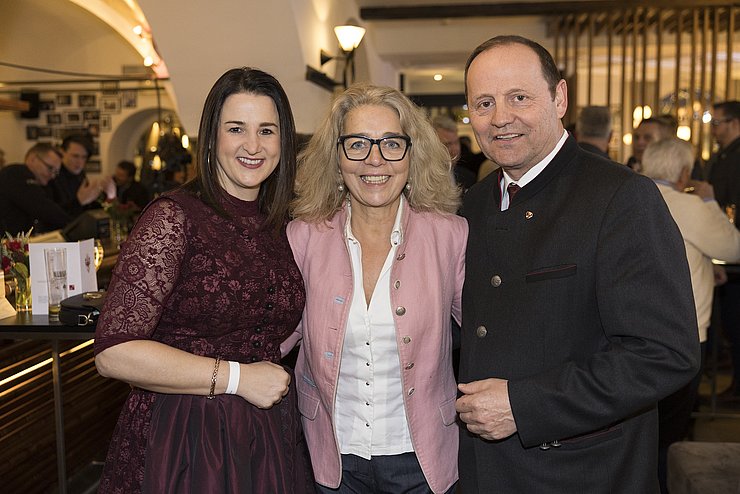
left=0, top=312, right=95, bottom=494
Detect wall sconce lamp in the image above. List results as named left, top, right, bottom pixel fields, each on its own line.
left=306, top=19, right=366, bottom=92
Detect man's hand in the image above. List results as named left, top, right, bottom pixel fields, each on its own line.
left=76, top=179, right=102, bottom=206
left=456, top=378, right=517, bottom=441
left=100, top=176, right=116, bottom=201
left=714, top=264, right=728, bottom=287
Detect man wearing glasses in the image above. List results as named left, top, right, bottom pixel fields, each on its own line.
left=707, top=101, right=740, bottom=405
left=0, top=142, right=71, bottom=234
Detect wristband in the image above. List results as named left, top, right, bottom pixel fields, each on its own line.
left=225, top=361, right=240, bottom=395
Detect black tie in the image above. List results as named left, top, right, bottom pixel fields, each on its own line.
left=507, top=183, right=520, bottom=204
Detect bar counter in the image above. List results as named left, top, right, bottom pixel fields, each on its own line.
left=0, top=246, right=128, bottom=494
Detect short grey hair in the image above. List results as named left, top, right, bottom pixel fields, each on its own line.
left=641, top=138, right=694, bottom=183
left=431, top=115, right=458, bottom=134
left=577, top=106, right=612, bottom=139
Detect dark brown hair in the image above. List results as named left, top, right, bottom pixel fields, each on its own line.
left=187, top=67, right=297, bottom=231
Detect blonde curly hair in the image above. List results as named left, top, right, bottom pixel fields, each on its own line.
left=291, top=83, right=460, bottom=222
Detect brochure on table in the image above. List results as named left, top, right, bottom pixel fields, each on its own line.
left=29, top=239, right=98, bottom=315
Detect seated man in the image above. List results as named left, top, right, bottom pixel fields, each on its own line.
left=48, top=134, right=115, bottom=217
left=114, top=160, right=150, bottom=209
left=0, top=143, right=70, bottom=234
left=641, top=137, right=740, bottom=494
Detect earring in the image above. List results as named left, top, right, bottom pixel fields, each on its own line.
left=338, top=183, right=345, bottom=192
left=405, top=182, right=412, bottom=192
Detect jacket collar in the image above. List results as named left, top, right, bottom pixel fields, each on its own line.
left=336, top=194, right=409, bottom=247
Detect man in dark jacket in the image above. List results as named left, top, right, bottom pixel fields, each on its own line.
left=47, top=134, right=114, bottom=217
left=0, top=143, right=70, bottom=234
left=456, top=35, right=700, bottom=493
left=707, top=100, right=740, bottom=403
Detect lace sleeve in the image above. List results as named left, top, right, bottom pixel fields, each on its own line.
left=94, top=198, right=188, bottom=355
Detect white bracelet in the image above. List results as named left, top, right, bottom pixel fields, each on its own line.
left=225, top=361, right=240, bottom=395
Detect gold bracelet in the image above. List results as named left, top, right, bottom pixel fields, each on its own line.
left=207, top=356, right=221, bottom=400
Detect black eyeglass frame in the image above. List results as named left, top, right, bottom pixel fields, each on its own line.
left=337, top=134, right=412, bottom=162
left=36, top=153, right=60, bottom=177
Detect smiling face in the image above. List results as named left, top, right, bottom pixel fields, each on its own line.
left=215, top=92, right=281, bottom=201
left=339, top=104, right=410, bottom=216
left=466, top=43, right=567, bottom=180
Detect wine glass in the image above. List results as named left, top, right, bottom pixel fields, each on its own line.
left=726, top=204, right=736, bottom=225
left=93, top=239, right=105, bottom=271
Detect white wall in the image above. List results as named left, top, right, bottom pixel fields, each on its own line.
left=0, top=0, right=173, bottom=173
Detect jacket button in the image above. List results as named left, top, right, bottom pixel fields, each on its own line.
left=402, top=336, right=411, bottom=344
left=394, top=280, right=401, bottom=289
left=525, top=211, right=534, bottom=219
left=491, top=275, right=502, bottom=287
left=539, top=443, right=551, bottom=451
left=405, top=362, right=414, bottom=370
left=550, top=440, right=561, bottom=448
left=408, top=387, right=415, bottom=396
left=476, top=326, right=487, bottom=338
left=395, top=306, right=406, bottom=316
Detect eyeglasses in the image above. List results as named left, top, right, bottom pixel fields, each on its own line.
left=338, top=134, right=411, bottom=162
left=710, top=117, right=734, bottom=127
left=36, top=154, right=60, bottom=177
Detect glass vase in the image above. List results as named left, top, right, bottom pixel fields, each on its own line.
left=14, top=273, right=32, bottom=312
left=110, top=219, right=129, bottom=249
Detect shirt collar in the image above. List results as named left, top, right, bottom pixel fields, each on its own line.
left=344, top=194, right=405, bottom=247
left=502, top=128, right=568, bottom=189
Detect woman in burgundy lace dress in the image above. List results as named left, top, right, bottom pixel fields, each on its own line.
left=94, top=68, right=314, bottom=493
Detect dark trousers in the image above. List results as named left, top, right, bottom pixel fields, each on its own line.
left=719, top=279, right=740, bottom=390
left=315, top=452, right=456, bottom=494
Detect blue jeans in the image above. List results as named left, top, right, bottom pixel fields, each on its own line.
left=315, top=452, right=457, bottom=494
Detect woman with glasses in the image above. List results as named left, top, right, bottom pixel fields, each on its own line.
left=282, top=84, right=466, bottom=493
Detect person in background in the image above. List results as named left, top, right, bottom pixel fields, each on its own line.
left=94, top=67, right=314, bottom=493
left=432, top=115, right=477, bottom=192
left=0, top=143, right=70, bottom=234
left=113, top=160, right=150, bottom=209
left=457, top=35, right=699, bottom=493
left=641, top=137, right=740, bottom=493
left=626, top=116, right=675, bottom=172
left=283, top=84, right=466, bottom=493
left=707, top=100, right=740, bottom=404
left=48, top=134, right=115, bottom=217
left=575, top=106, right=612, bottom=159
left=458, top=134, right=486, bottom=177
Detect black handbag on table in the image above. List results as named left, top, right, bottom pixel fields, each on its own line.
left=59, top=291, right=106, bottom=326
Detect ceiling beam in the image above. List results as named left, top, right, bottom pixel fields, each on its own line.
left=361, top=1, right=740, bottom=20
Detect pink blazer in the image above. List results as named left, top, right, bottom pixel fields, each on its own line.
left=282, top=202, right=467, bottom=493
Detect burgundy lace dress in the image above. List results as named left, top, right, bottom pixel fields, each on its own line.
left=94, top=189, right=313, bottom=493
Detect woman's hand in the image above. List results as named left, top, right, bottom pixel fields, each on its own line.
left=237, top=361, right=291, bottom=409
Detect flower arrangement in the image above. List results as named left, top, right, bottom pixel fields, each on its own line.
left=103, top=199, right=141, bottom=224
left=2, top=228, right=33, bottom=311
left=103, top=199, right=141, bottom=247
